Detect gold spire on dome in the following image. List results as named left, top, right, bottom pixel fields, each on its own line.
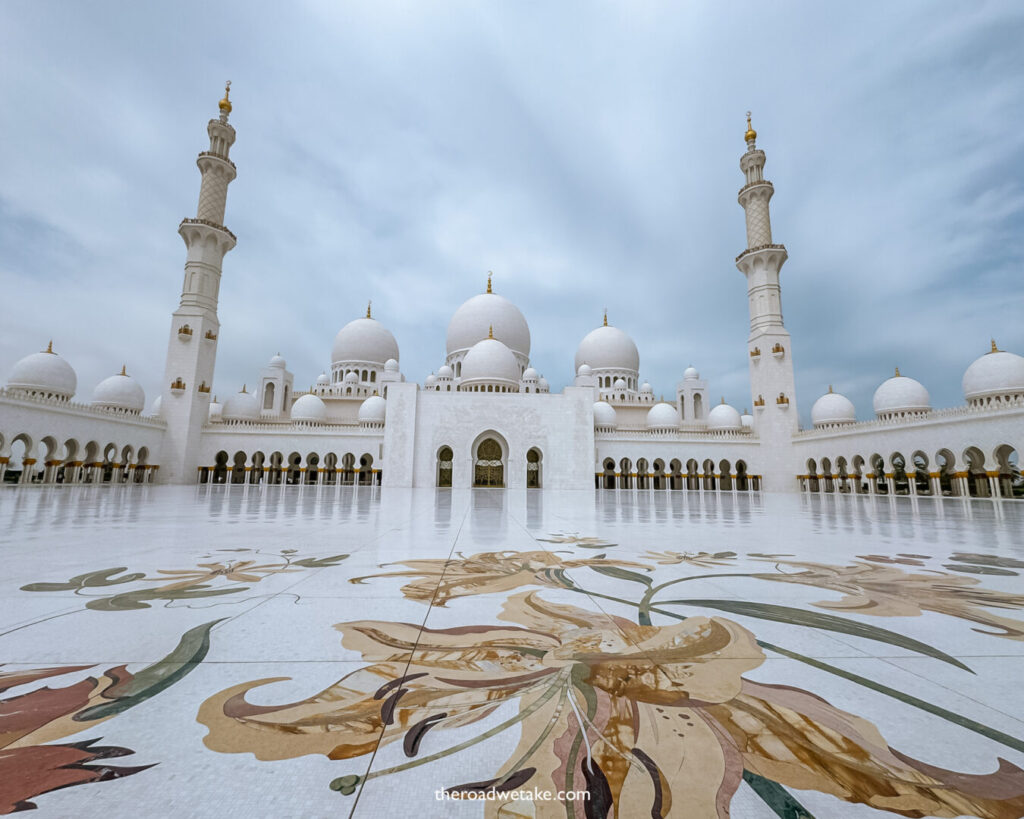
left=828, top=384, right=833, bottom=393
left=120, top=364, right=128, bottom=376
left=218, top=81, right=232, bottom=114
left=603, top=309, right=608, bottom=327
left=241, top=384, right=247, bottom=393
left=488, top=325, right=494, bottom=339
left=991, top=339, right=1000, bottom=353
left=486, top=271, right=493, bottom=294
left=366, top=300, right=372, bottom=319
left=720, top=396, right=726, bottom=404
left=44, top=340, right=54, bottom=354
left=745, top=111, right=757, bottom=143
left=894, top=367, right=901, bottom=377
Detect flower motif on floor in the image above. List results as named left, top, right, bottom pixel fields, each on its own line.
left=145, top=560, right=299, bottom=591
left=536, top=534, right=616, bottom=549
left=349, top=550, right=650, bottom=607
left=752, top=558, right=1024, bottom=639
left=643, top=550, right=738, bottom=567
left=198, top=593, right=1024, bottom=818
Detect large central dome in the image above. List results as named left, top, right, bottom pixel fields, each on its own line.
left=446, top=293, right=530, bottom=357
left=331, top=317, right=399, bottom=365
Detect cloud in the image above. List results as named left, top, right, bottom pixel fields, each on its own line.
left=0, top=1, right=1021, bottom=427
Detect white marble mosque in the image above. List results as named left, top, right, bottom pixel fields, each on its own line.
left=0, top=90, right=1022, bottom=499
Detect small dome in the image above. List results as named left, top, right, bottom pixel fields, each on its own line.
left=646, top=402, right=679, bottom=430
left=222, top=387, right=260, bottom=421
left=593, top=401, right=617, bottom=428
left=208, top=397, right=222, bottom=423
left=576, top=363, right=593, bottom=376
left=522, top=367, right=539, bottom=381
left=358, top=394, right=387, bottom=424
left=446, top=292, right=531, bottom=357
left=149, top=394, right=163, bottom=418
left=268, top=353, right=287, bottom=369
left=437, top=365, right=453, bottom=378
left=344, top=371, right=359, bottom=384
left=7, top=343, right=77, bottom=399
left=332, top=317, right=399, bottom=366
left=384, top=358, right=399, bottom=373
left=640, top=381, right=653, bottom=394
left=537, top=377, right=549, bottom=392
left=740, top=411, right=753, bottom=429
left=811, top=387, right=856, bottom=427
left=873, top=369, right=930, bottom=417
left=316, top=372, right=330, bottom=386
left=574, top=323, right=639, bottom=373
left=92, top=367, right=145, bottom=412
left=613, top=377, right=627, bottom=390
left=707, top=400, right=742, bottom=431
left=460, top=338, right=521, bottom=385
left=290, top=393, right=327, bottom=423
left=683, top=366, right=699, bottom=381
left=962, top=342, right=1024, bottom=401
left=425, top=373, right=438, bottom=387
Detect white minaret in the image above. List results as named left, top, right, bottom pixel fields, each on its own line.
left=158, top=83, right=238, bottom=483
left=735, top=113, right=798, bottom=491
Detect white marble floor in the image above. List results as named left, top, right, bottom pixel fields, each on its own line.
left=1, top=485, right=1023, bottom=818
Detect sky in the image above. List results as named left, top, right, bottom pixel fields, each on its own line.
left=0, top=1, right=1022, bottom=427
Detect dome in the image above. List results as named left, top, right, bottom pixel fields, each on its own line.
left=149, top=394, right=163, bottom=418
left=873, top=369, right=930, bottom=417
left=646, top=402, right=679, bottom=430
left=425, top=373, right=438, bottom=387
left=446, top=292, right=531, bottom=357
left=222, top=387, right=260, bottom=421
left=740, top=411, right=753, bottom=429
left=707, top=400, right=742, bottom=431
left=613, top=377, right=627, bottom=390
left=574, top=324, right=639, bottom=373
left=460, top=338, right=521, bottom=385
left=593, top=401, right=617, bottom=428
left=316, top=372, right=330, bottom=386
left=268, top=353, right=287, bottom=369
left=523, top=367, right=539, bottom=381
left=962, top=343, right=1024, bottom=401
left=640, top=381, right=653, bottom=394
left=811, top=387, right=856, bottom=427
left=7, top=343, right=77, bottom=399
left=683, top=366, right=699, bottom=381
left=358, top=395, right=387, bottom=424
left=290, top=393, right=327, bottom=423
left=344, top=371, right=359, bottom=384
left=537, top=377, right=549, bottom=392
left=576, top=363, right=592, bottom=376
left=384, top=358, right=399, bottom=373
left=92, top=367, right=145, bottom=412
left=437, top=365, right=453, bottom=378
left=208, top=397, right=222, bottom=423
left=331, top=317, right=399, bottom=365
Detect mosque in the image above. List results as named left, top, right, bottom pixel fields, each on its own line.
left=0, top=87, right=1021, bottom=497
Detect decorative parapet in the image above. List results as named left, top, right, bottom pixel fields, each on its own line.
left=197, top=151, right=236, bottom=170
left=201, top=420, right=383, bottom=434
left=0, top=388, right=166, bottom=428
left=178, top=217, right=237, bottom=242
left=737, top=179, right=774, bottom=197
left=735, top=243, right=786, bottom=264
left=596, top=426, right=756, bottom=441
left=792, top=402, right=1024, bottom=439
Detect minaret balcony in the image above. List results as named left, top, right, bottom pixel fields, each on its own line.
left=737, top=179, right=773, bottom=197
left=197, top=151, right=236, bottom=170
left=179, top=217, right=237, bottom=244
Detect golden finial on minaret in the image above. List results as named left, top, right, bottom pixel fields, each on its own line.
left=241, top=383, right=247, bottom=393
left=218, top=80, right=232, bottom=114
left=488, top=325, right=494, bottom=339
left=366, top=300, right=372, bottom=319
left=44, top=340, right=54, bottom=354
left=745, top=111, right=757, bottom=143
left=120, top=364, right=128, bottom=376
left=603, top=309, right=608, bottom=327
left=991, top=339, right=1000, bottom=353
left=894, top=367, right=901, bottom=377
left=486, top=271, right=493, bottom=294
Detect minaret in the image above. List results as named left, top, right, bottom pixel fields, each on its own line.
left=735, top=113, right=798, bottom=491
left=158, top=83, right=238, bottom=482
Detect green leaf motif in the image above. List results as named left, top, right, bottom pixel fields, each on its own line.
left=660, top=598, right=972, bottom=672
left=75, top=618, right=226, bottom=721
left=21, top=567, right=146, bottom=593
left=291, top=554, right=350, bottom=568
left=85, top=585, right=246, bottom=611
left=21, top=581, right=79, bottom=592
left=588, top=565, right=652, bottom=586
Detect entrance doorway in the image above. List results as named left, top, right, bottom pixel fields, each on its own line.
left=474, top=438, right=504, bottom=487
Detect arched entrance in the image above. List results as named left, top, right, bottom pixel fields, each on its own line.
left=474, top=438, right=504, bottom=487
left=437, top=446, right=453, bottom=487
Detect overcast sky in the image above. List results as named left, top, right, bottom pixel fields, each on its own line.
left=1, top=1, right=1022, bottom=426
